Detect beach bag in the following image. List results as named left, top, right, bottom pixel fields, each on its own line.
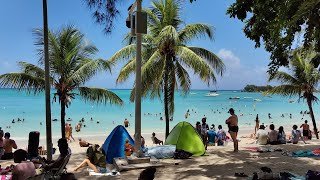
left=306, top=170, right=320, bottom=180
left=173, top=149, right=193, bottom=159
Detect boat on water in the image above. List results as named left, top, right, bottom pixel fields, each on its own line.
left=254, top=99, right=262, bottom=102
left=210, top=90, right=217, bottom=93
left=205, top=92, right=220, bottom=97
left=229, top=97, right=240, bottom=100
left=190, top=92, right=197, bottom=95
left=243, top=97, right=253, bottom=99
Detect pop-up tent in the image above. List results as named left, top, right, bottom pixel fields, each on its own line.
left=102, top=125, right=134, bottom=164
left=165, top=121, right=205, bottom=156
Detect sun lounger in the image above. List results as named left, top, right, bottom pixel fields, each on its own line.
left=45, top=154, right=71, bottom=179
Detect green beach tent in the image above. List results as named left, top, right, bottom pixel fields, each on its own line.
left=165, top=121, right=205, bottom=156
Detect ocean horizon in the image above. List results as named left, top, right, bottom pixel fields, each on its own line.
left=1, top=88, right=319, bottom=139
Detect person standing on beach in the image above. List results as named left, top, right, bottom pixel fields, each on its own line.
left=226, top=108, right=239, bottom=152
left=254, top=114, right=260, bottom=135
left=201, top=118, right=209, bottom=150
left=2, top=132, right=17, bottom=160
left=124, top=118, right=130, bottom=128
left=65, top=123, right=70, bottom=142
left=300, top=120, right=310, bottom=140
left=0, top=129, right=4, bottom=159
left=69, top=124, right=75, bottom=142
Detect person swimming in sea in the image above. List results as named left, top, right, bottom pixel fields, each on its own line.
left=12, top=119, right=15, bottom=124
left=124, top=118, right=129, bottom=127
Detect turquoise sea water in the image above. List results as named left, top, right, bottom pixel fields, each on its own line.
left=0, top=88, right=319, bottom=139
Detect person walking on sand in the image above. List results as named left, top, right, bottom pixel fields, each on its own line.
left=300, top=120, right=310, bottom=140
left=65, top=123, right=70, bottom=142
left=254, top=114, right=260, bottom=135
left=124, top=118, right=130, bottom=128
left=69, top=124, right=75, bottom=142
left=226, top=108, right=239, bottom=152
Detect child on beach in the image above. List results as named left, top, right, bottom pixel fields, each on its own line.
left=124, top=139, right=134, bottom=156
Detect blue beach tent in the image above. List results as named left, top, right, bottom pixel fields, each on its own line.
left=102, top=125, right=134, bottom=164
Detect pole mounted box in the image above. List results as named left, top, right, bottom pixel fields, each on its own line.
left=135, top=11, right=147, bottom=34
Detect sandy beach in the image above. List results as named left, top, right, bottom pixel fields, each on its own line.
left=1, top=125, right=319, bottom=179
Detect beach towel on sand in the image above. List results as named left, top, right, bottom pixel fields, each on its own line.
left=145, top=145, right=176, bottom=159
left=289, top=150, right=320, bottom=157
left=88, top=169, right=120, bottom=176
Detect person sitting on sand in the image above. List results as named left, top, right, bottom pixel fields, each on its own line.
left=226, top=108, right=239, bottom=152
left=211, top=124, right=216, bottom=132
left=74, top=144, right=107, bottom=173
left=300, top=120, right=310, bottom=140
left=2, top=132, right=17, bottom=160
left=207, top=128, right=217, bottom=145
left=12, top=149, right=36, bottom=180
left=0, top=129, right=4, bottom=159
left=254, top=114, right=260, bottom=135
left=124, top=139, right=134, bottom=156
left=256, top=125, right=268, bottom=145
left=34, top=138, right=69, bottom=171
left=291, top=125, right=305, bottom=144
left=151, top=132, right=163, bottom=145
left=216, top=125, right=226, bottom=146
left=78, top=138, right=92, bottom=147
left=277, top=126, right=286, bottom=144
left=124, top=118, right=130, bottom=128
left=268, top=124, right=278, bottom=145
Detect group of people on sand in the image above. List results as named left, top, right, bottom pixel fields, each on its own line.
left=6, top=138, right=70, bottom=179
left=194, top=108, right=239, bottom=152
left=254, top=114, right=311, bottom=145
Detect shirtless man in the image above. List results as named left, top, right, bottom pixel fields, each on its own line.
left=2, top=132, right=17, bottom=160
left=226, top=108, right=239, bottom=152
left=300, top=120, right=310, bottom=140
left=124, top=118, right=130, bottom=128
left=78, top=138, right=92, bottom=147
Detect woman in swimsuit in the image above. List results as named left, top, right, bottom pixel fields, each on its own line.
left=254, top=114, right=260, bottom=135
left=225, top=108, right=239, bottom=152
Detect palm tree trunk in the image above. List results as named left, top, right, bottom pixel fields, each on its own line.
left=42, top=0, right=52, bottom=160
left=164, top=72, right=170, bottom=138
left=307, top=98, right=319, bottom=139
left=60, top=99, right=66, bottom=138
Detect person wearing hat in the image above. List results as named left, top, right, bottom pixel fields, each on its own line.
left=225, top=108, right=239, bottom=152
left=256, top=125, right=268, bottom=145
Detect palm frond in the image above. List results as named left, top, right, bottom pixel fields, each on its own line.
left=176, top=46, right=215, bottom=84
left=116, top=58, right=136, bottom=84
left=268, top=71, right=297, bottom=84
left=0, top=73, right=45, bottom=94
left=78, top=87, right=123, bottom=105
left=179, top=23, right=214, bottom=43
left=18, top=62, right=45, bottom=78
left=266, top=85, right=302, bottom=97
left=109, top=44, right=136, bottom=64
left=188, top=47, right=225, bottom=75
left=175, top=61, right=191, bottom=94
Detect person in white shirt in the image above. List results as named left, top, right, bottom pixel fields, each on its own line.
left=268, top=124, right=278, bottom=145
left=291, top=125, right=305, bottom=144
left=256, top=125, right=268, bottom=145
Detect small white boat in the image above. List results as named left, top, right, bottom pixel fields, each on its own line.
left=254, top=99, right=262, bottom=102
left=205, top=93, right=220, bottom=97
left=243, top=97, right=253, bottom=99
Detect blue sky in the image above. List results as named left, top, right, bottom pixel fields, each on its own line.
left=0, top=0, right=272, bottom=90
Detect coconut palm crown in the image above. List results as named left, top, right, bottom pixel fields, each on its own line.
left=109, top=0, right=225, bottom=137
left=266, top=49, right=320, bottom=139
left=0, top=26, right=123, bottom=137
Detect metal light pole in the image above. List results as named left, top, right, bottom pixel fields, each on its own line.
left=134, top=0, right=142, bottom=157
left=42, top=0, right=53, bottom=160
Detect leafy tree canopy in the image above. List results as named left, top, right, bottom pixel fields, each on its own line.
left=227, top=0, right=320, bottom=74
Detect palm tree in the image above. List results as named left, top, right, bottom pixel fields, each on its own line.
left=109, top=0, right=225, bottom=138
left=266, top=50, right=320, bottom=139
left=0, top=26, right=123, bottom=138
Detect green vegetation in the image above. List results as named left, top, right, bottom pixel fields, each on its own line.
left=109, top=0, right=225, bottom=137
left=266, top=49, right=320, bottom=139
left=243, top=85, right=273, bottom=92
left=227, top=0, right=320, bottom=74
left=0, top=26, right=123, bottom=137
